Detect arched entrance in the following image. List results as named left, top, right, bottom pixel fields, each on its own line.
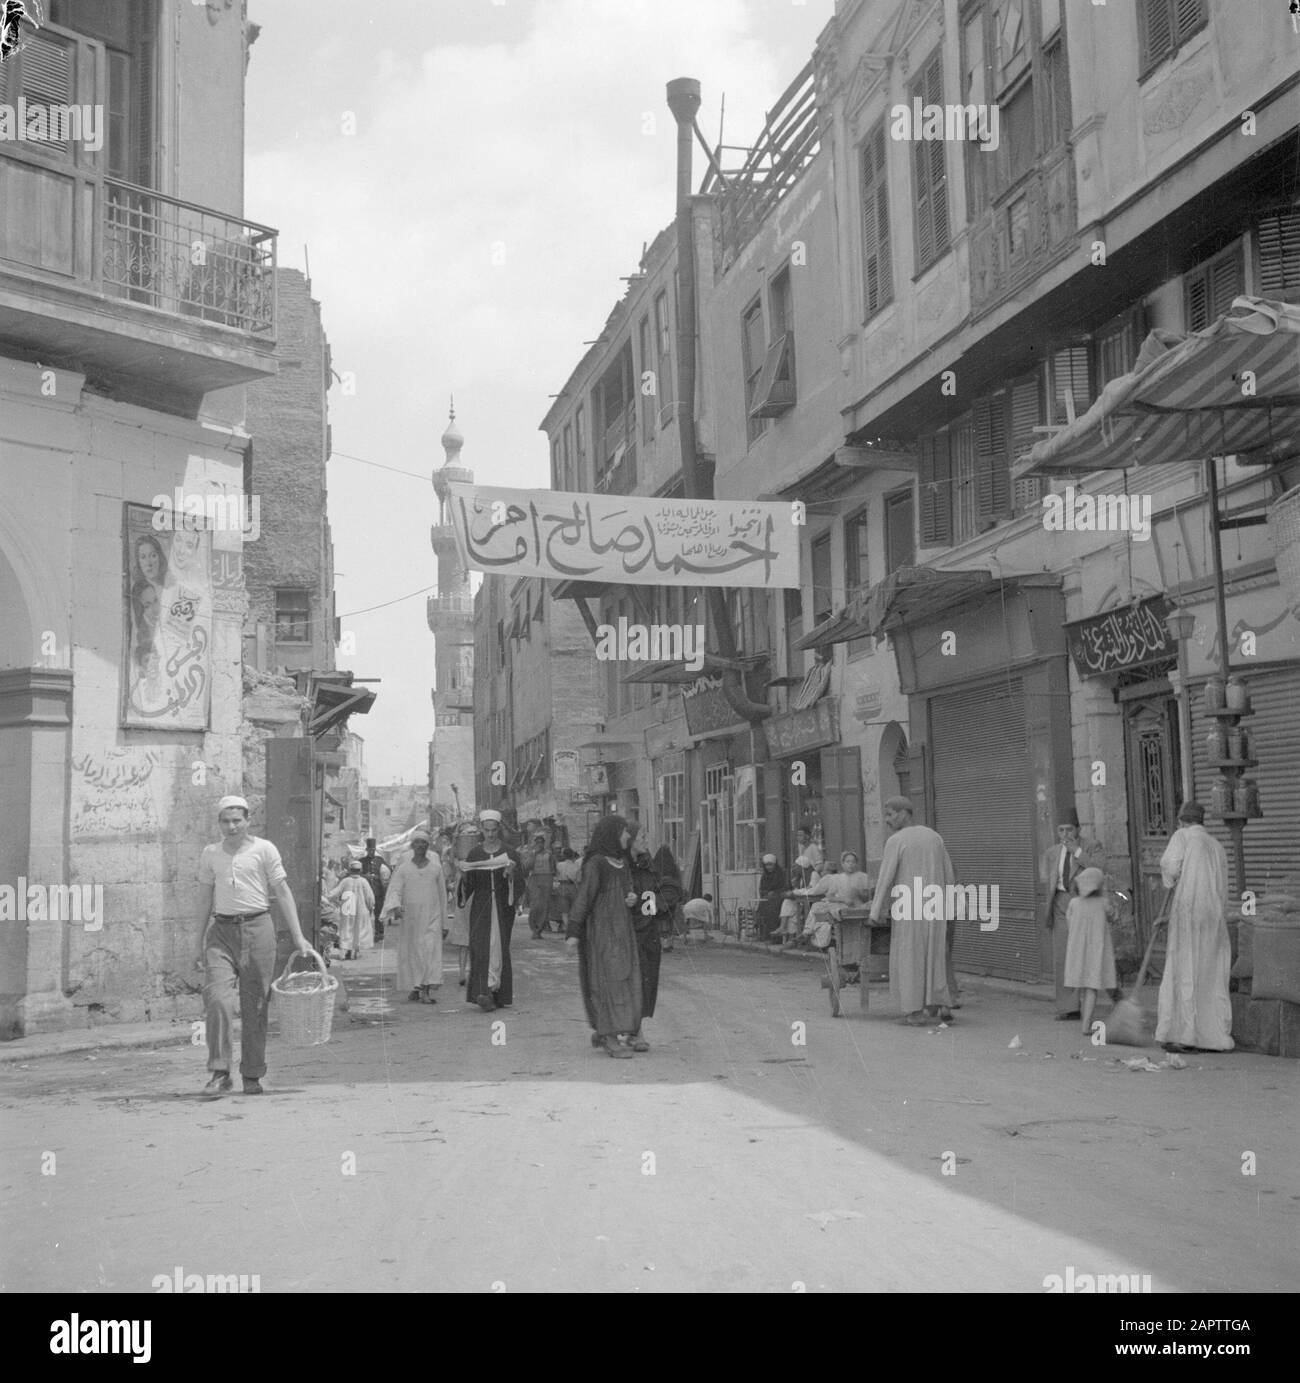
left=878, top=721, right=911, bottom=806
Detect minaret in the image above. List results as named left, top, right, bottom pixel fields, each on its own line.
left=427, top=401, right=476, bottom=820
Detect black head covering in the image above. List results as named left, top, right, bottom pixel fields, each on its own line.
left=584, top=814, right=631, bottom=863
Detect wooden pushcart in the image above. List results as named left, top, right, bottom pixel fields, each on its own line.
left=820, top=906, right=890, bottom=1017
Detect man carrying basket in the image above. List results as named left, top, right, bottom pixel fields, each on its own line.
left=194, top=796, right=312, bottom=1096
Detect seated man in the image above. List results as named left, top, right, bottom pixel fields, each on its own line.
left=681, top=893, right=715, bottom=933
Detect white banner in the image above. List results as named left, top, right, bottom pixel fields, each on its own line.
left=447, top=484, right=799, bottom=588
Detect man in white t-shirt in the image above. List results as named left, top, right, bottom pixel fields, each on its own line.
left=194, top=795, right=311, bottom=1095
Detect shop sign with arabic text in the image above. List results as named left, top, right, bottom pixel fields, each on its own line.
left=1065, top=596, right=1174, bottom=678
left=447, top=484, right=798, bottom=588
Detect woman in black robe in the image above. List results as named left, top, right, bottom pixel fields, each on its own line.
left=651, top=843, right=684, bottom=951
left=629, top=838, right=681, bottom=1046
left=755, top=855, right=788, bottom=943
left=565, top=816, right=642, bottom=1058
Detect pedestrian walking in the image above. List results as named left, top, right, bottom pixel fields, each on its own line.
left=553, top=848, right=581, bottom=934
left=193, top=795, right=312, bottom=1096
left=565, top=815, right=642, bottom=1058
left=1063, top=866, right=1118, bottom=1038
left=456, top=810, right=524, bottom=1012
left=359, top=837, right=391, bottom=940
left=524, top=832, right=555, bottom=939
left=444, top=822, right=478, bottom=986
left=381, top=830, right=446, bottom=1003
left=869, top=796, right=955, bottom=1025
left=755, top=854, right=787, bottom=943
left=628, top=835, right=681, bottom=1050
left=651, top=843, right=683, bottom=949
left=1156, top=802, right=1234, bottom=1053
left=1040, top=806, right=1104, bottom=1020
left=327, top=860, right=375, bottom=960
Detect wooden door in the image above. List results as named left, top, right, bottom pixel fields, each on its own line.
left=1123, top=697, right=1180, bottom=957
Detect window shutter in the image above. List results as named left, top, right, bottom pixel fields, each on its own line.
left=918, top=432, right=953, bottom=547
left=974, top=393, right=1011, bottom=524
left=1140, top=0, right=1173, bottom=72
left=135, top=12, right=156, bottom=187
left=913, top=137, right=934, bottom=270
left=11, top=32, right=76, bottom=158
left=1257, top=212, right=1300, bottom=299
left=1209, top=246, right=1244, bottom=319
left=1172, top=0, right=1206, bottom=44
left=862, top=126, right=892, bottom=316
left=926, top=53, right=949, bottom=260
left=1185, top=266, right=1210, bottom=331
left=1010, top=374, right=1046, bottom=511
left=1049, top=343, right=1092, bottom=424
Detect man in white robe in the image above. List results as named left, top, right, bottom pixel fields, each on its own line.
left=1157, top=801, right=1233, bottom=1052
left=381, top=830, right=446, bottom=1002
left=327, top=860, right=374, bottom=959
left=869, top=796, right=955, bottom=1024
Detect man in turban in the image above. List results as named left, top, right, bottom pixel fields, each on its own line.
left=456, top=811, right=524, bottom=1011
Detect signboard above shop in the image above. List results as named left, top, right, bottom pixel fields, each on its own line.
left=1065, top=596, right=1174, bottom=678
left=447, top=484, right=799, bottom=588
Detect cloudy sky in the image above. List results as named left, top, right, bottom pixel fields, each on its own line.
left=245, top=0, right=834, bottom=788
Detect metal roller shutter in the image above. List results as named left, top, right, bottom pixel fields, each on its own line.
left=1190, top=666, right=1300, bottom=894
left=929, top=679, right=1042, bottom=980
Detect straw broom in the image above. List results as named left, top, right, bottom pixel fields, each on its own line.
left=1106, top=890, right=1173, bottom=1047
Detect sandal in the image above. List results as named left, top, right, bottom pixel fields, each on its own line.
left=629, top=1033, right=649, bottom=1052
left=602, top=1037, right=633, bottom=1059
left=895, top=1012, right=927, bottom=1026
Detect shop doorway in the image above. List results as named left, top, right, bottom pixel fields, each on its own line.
left=1122, top=695, right=1181, bottom=958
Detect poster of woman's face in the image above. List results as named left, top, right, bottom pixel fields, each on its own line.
left=122, top=503, right=213, bottom=729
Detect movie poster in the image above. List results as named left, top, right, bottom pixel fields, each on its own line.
left=121, top=502, right=213, bottom=730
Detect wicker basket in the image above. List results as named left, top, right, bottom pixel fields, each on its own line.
left=1267, top=484, right=1300, bottom=611
left=271, top=948, right=338, bottom=1047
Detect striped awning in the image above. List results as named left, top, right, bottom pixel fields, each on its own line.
left=1016, top=296, right=1300, bottom=479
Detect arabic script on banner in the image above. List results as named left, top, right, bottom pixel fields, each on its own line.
left=447, top=484, right=799, bottom=589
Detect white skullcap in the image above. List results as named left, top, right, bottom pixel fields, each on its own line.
left=761, top=854, right=777, bottom=865
left=217, top=795, right=249, bottom=813
left=479, top=809, right=503, bottom=823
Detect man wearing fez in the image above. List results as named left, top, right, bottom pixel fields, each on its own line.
left=456, top=810, right=525, bottom=1012
left=1040, top=806, right=1103, bottom=1020
left=194, top=795, right=312, bottom=1096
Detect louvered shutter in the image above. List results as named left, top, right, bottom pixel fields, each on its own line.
left=1210, top=247, right=1244, bottom=318
left=862, top=125, right=892, bottom=316
left=1185, top=267, right=1210, bottom=331
left=134, top=7, right=156, bottom=187
left=918, top=432, right=953, bottom=548
left=1257, top=212, right=1300, bottom=299
left=912, top=52, right=947, bottom=271
left=1172, top=0, right=1206, bottom=43
left=1010, top=374, right=1045, bottom=512
left=1049, top=343, right=1092, bottom=425
left=10, top=31, right=76, bottom=159
left=913, top=133, right=934, bottom=271
left=1140, top=0, right=1173, bottom=71
left=975, top=393, right=1010, bottom=524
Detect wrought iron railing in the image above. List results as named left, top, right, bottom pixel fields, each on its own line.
left=101, top=179, right=276, bottom=333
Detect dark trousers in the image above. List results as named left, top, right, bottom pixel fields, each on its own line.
left=203, top=915, right=277, bottom=1080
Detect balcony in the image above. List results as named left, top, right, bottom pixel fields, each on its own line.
left=427, top=592, right=474, bottom=633
left=968, top=148, right=1076, bottom=320
left=0, top=169, right=278, bottom=409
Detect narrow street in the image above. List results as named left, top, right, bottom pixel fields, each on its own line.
left=2, top=938, right=1295, bottom=1294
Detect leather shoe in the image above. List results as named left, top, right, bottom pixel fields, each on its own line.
left=1055, top=1011, right=1081, bottom=1020
left=241, top=1078, right=264, bottom=1095
left=476, top=994, right=495, bottom=1013
left=203, top=1072, right=232, bottom=1096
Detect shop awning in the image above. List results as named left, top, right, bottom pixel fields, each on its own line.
left=305, top=675, right=377, bottom=735
left=795, top=604, right=864, bottom=650
left=861, top=566, right=997, bottom=634
left=618, top=652, right=765, bottom=684
left=1016, top=296, right=1300, bottom=480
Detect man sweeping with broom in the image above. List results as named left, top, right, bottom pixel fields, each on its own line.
left=1155, top=802, right=1234, bottom=1053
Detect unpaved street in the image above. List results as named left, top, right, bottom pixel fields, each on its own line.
left=2, top=938, right=1296, bottom=1293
